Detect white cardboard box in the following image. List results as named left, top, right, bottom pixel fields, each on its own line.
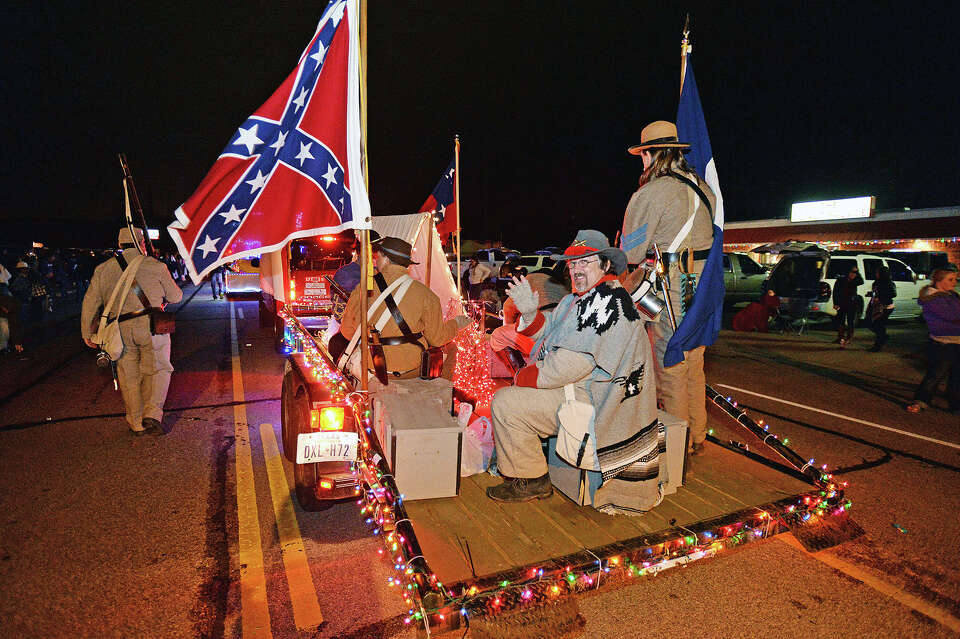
left=370, top=378, right=462, bottom=500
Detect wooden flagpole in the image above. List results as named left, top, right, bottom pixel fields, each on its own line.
left=454, top=134, right=461, bottom=295
left=359, top=0, right=371, bottom=391
left=425, top=213, right=433, bottom=288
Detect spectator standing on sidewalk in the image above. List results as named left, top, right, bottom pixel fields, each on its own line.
left=0, top=262, right=12, bottom=296
left=210, top=264, right=226, bottom=300
left=9, top=261, right=48, bottom=340
left=464, top=256, right=493, bottom=300
left=832, top=266, right=863, bottom=347
left=0, top=293, right=24, bottom=353
left=906, top=269, right=960, bottom=415
left=867, top=265, right=896, bottom=352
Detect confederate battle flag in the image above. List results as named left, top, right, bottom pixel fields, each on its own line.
left=169, top=0, right=370, bottom=284
left=418, top=157, right=457, bottom=245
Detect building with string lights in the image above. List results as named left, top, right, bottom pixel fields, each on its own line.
left=724, top=202, right=960, bottom=272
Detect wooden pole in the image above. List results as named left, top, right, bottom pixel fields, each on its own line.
left=358, top=0, right=371, bottom=390
left=425, top=213, right=433, bottom=288
left=454, top=135, right=462, bottom=295
left=680, top=13, right=691, bottom=98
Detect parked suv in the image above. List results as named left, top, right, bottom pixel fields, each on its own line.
left=766, top=247, right=926, bottom=320
left=518, top=254, right=552, bottom=273
left=722, top=252, right=768, bottom=305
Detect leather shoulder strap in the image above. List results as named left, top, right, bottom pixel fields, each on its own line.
left=374, top=272, right=414, bottom=337
left=116, top=255, right=152, bottom=311
left=668, top=171, right=713, bottom=216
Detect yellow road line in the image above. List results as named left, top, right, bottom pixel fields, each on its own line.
left=259, top=423, right=325, bottom=630
left=230, top=304, right=272, bottom=639
left=779, top=534, right=960, bottom=633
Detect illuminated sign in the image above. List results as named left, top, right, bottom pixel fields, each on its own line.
left=790, top=196, right=874, bottom=223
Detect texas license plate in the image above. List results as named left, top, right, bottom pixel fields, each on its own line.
left=296, top=431, right=358, bottom=464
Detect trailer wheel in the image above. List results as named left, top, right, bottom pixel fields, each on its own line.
left=288, top=386, right=330, bottom=511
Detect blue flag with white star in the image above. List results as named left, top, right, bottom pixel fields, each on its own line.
left=664, top=56, right=726, bottom=367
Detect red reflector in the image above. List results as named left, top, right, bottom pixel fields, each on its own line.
left=310, top=407, right=344, bottom=431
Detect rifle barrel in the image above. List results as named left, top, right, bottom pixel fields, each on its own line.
left=117, top=153, right=155, bottom=256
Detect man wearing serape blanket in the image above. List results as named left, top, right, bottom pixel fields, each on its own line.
left=487, top=230, right=664, bottom=515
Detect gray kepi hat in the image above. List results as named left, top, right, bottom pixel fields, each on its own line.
left=118, top=227, right=145, bottom=248
left=551, top=229, right=627, bottom=275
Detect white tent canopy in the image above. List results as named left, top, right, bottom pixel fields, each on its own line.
left=371, top=213, right=460, bottom=315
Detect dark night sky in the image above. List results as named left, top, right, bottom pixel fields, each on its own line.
left=5, top=1, right=958, bottom=249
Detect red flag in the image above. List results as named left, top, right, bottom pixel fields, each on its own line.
left=169, top=0, right=370, bottom=283
left=418, top=158, right=457, bottom=245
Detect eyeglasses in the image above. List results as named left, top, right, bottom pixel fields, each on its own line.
left=567, top=257, right=600, bottom=271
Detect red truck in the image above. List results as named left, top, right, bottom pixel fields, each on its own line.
left=258, top=231, right=355, bottom=349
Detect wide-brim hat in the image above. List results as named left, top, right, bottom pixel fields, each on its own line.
left=15, top=261, right=29, bottom=269
left=372, top=235, right=418, bottom=266
left=551, top=229, right=627, bottom=275
left=627, top=120, right=690, bottom=154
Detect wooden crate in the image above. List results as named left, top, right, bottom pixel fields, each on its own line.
left=370, top=378, right=462, bottom=500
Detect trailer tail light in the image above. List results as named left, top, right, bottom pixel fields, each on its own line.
left=310, top=406, right=345, bottom=431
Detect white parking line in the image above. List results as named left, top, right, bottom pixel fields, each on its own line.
left=779, top=534, right=960, bottom=633
left=714, top=383, right=960, bottom=451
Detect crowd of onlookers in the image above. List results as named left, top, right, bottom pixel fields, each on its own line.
left=0, top=246, right=190, bottom=354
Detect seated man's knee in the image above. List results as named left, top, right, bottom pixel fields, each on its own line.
left=491, top=386, right=521, bottom=421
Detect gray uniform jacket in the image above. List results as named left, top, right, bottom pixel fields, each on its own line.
left=81, top=249, right=183, bottom=340
left=620, top=172, right=716, bottom=264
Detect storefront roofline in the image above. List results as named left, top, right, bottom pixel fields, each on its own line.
left=724, top=206, right=960, bottom=244
left=725, top=206, right=960, bottom=230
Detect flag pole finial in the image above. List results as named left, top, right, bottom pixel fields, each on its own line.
left=680, top=13, right=692, bottom=96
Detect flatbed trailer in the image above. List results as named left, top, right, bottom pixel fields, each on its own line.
left=278, top=310, right=854, bottom=636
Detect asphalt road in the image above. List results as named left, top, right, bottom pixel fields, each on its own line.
left=1, top=293, right=958, bottom=638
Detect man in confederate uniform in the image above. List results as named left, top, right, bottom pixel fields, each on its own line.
left=81, top=228, right=183, bottom=435
left=336, top=236, right=470, bottom=381
left=486, top=230, right=663, bottom=515
left=621, top=121, right=716, bottom=456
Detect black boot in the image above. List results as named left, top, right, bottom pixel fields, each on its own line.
left=486, top=473, right=553, bottom=502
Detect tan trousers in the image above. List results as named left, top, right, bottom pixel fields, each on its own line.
left=117, top=317, right=173, bottom=428
left=650, top=262, right=708, bottom=447
left=491, top=384, right=590, bottom=479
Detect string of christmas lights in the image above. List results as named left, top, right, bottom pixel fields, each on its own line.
left=275, top=306, right=853, bottom=633
left=451, top=299, right=497, bottom=406
left=724, top=237, right=960, bottom=251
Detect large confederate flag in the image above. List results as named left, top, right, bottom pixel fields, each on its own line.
left=169, top=0, right=370, bottom=284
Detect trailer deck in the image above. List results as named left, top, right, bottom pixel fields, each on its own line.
left=405, top=442, right=811, bottom=587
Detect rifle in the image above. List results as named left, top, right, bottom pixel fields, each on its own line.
left=117, top=153, right=155, bottom=257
